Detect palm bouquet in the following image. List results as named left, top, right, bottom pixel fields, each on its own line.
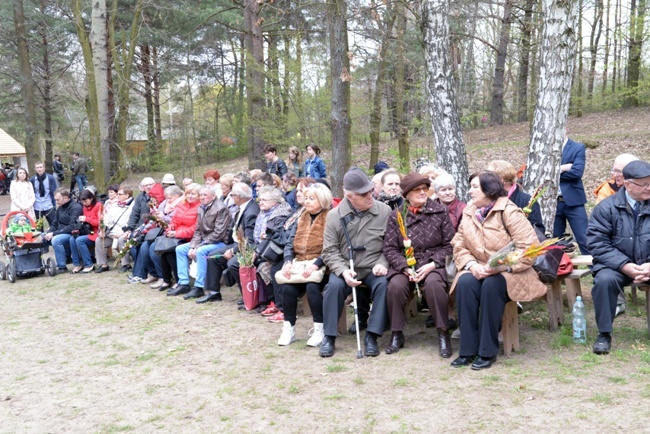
left=396, top=206, right=421, bottom=300
left=488, top=238, right=560, bottom=268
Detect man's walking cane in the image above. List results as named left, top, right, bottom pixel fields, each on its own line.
left=340, top=216, right=366, bottom=359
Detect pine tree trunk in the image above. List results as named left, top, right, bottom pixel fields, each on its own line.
left=244, top=0, right=266, bottom=170
left=601, top=0, right=611, bottom=95
left=13, top=0, right=40, bottom=167
left=517, top=0, right=534, bottom=123
left=395, top=0, right=409, bottom=173
left=38, top=0, right=53, bottom=171
left=625, top=0, right=645, bottom=107
left=328, top=0, right=351, bottom=197
left=421, top=0, right=470, bottom=201
left=523, top=0, right=579, bottom=230
left=369, top=4, right=395, bottom=170
left=153, top=47, right=162, bottom=140
left=587, top=0, right=604, bottom=103
left=90, top=0, right=111, bottom=187
left=490, top=0, right=515, bottom=125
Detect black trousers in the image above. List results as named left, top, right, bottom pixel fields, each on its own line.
left=160, top=251, right=179, bottom=284
left=35, top=208, right=55, bottom=227
left=322, top=272, right=388, bottom=338
left=592, top=268, right=632, bottom=334
left=456, top=273, right=510, bottom=358
left=282, top=276, right=328, bottom=326
left=203, top=245, right=231, bottom=293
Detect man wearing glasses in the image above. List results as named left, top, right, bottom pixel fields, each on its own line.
left=319, top=167, right=391, bottom=358
left=587, top=160, right=650, bottom=355
left=593, top=153, right=639, bottom=316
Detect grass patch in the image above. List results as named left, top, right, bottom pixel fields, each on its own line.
left=323, top=394, right=344, bottom=400
left=589, top=393, right=613, bottom=405
left=327, top=363, right=347, bottom=373
left=394, top=377, right=410, bottom=387
left=98, top=424, right=135, bottom=433
left=136, top=353, right=157, bottom=362
left=353, top=376, right=365, bottom=385
left=607, top=376, right=627, bottom=384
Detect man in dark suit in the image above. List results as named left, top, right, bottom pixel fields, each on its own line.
left=554, top=137, right=590, bottom=255
left=198, top=183, right=260, bottom=303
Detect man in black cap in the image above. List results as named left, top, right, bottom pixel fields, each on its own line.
left=319, top=167, right=391, bottom=358
left=586, top=159, right=650, bottom=354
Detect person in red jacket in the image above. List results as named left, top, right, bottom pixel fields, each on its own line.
left=157, top=183, right=202, bottom=291
left=70, top=189, right=103, bottom=273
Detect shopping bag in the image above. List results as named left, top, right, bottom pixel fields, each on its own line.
left=239, top=266, right=259, bottom=310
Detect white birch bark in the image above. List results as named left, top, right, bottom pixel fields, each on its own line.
left=523, top=0, right=579, bottom=230
left=90, top=0, right=111, bottom=185
left=421, top=0, right=470, bottom=201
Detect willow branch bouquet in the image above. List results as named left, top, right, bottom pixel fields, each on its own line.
left=113, top=238, right=138, bottom=267
left=488, top=238, right=561, bottom=268
left=522, top=183, right=547, bottom=216
left=396, top=206, right=421, bottom=300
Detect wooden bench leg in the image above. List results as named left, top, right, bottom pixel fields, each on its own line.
left=501, top=301, right=519, bottom=357
left=339, top=306, right=347, bottom=336
left=630, top=285, right=638, bottom=304
left=301, top=296, right=312, bottom=317
left=641, top=287, right=650, bottom=338
left=546, top=280, right=564, bottom=332
left=564, top=278, right=583, bottom=313
left=407, top=295, right=418, bottom=317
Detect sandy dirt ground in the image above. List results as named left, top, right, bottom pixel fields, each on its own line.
left=2, top=108, right=650, bottom=432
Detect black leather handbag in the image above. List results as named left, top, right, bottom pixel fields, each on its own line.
left=153, top=236, right=183, bottom=254
left=255, top=239, right=283, bottom=264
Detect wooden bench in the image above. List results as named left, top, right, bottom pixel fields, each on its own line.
left=546, top=255, right=593, bottom=331
left=501, top=301, right=519, bottom=357
left=547, top=255, right=650, bottom=337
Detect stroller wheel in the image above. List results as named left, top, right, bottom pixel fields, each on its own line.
left=0, top=262, right=5, bottom=280
left=7, top=260, right=16, bottom=283
left=47, top=257, right=57, bottom=276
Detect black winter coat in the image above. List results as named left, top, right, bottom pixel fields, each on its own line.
left=586, top=187, right=650, bottom=274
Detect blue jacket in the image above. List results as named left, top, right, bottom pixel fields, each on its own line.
left=586, top=188, right=650, bottom=275
left=30, top=173, right=57, bottom=210
left=304, top=156, right=327, bottom=179
left=559, top=139, right=587, bottom=206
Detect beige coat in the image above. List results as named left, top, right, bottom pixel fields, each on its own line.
left=450, top=196, right=547, bottom=302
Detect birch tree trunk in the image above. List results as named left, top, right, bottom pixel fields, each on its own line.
left=13, top=0, right=40, bottom=167
left=328, top=0, right=351, bottom=197
left=91, top=0, right=111, bottom=187
left=523, top=0, right=579, bottom=230
left=421, top=0, right=469, bottom=201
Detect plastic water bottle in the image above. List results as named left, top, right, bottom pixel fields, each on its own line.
left=572, top=296, right=587, bottom=344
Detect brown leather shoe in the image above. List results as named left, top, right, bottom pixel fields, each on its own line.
left=385, top=331, right=405, bottom=354
left=437, top=328, right=452, bottom=358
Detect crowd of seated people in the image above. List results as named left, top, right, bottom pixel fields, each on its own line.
left=26, top=146, right=649, bottom=368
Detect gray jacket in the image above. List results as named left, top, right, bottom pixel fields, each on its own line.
left=190, top=199, right=232, bottom=248
left=322, top=198, right=391, bottom=279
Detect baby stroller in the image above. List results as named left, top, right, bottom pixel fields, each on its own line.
left=0, top=211, right=57, bottom=283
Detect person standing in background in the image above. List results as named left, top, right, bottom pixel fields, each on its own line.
left=72, top=152, right=88, bottom=192
left=553, top=137, right=589, bottom=255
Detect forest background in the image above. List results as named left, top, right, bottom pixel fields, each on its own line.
left=1, top=0, right=649, bottom=222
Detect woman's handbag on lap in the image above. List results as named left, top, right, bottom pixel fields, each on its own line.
left=154, top=236, right=182, bottom=255
left=275, top=259, right=325, bottom=285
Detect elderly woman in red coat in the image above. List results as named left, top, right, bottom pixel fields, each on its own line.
left=383, top=173, right=456, bottom=357
left=70, top=189, right=103, bottom=273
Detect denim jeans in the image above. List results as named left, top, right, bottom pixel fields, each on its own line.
left=132, top=240, right=162, bottom=279
left=74, top=174, right=87, bottom=192
left=70, top=235, right=94, bottom=267
left=52, top=233, right=73, bottom=268
left=176, top=242, right=225, bottom=288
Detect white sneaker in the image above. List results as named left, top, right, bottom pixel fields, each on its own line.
left=451, top=329, right=461, bottom=340
left=278, top=321, right=296, bottom=346
left=128, top=276, right=142, bottom=284
left=306, top=322, right=324, bottom=347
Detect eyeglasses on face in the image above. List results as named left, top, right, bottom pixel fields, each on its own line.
left=410, top=186, right=428, bottom=193
left=627, top=180, right=650, bottom=189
